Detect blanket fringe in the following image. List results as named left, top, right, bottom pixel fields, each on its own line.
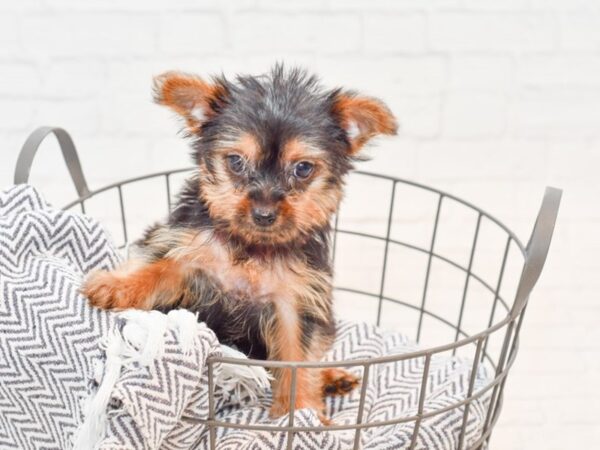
left=72, top=310, right=271, bottom=450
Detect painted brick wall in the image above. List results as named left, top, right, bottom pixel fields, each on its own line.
left=1, top=1, right=598, bottom=448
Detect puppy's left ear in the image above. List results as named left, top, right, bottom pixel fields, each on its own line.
left=153, top=71, right=228, bottom=131
left=332, top=92, right=398, bottom=155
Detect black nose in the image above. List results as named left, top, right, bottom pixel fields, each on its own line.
left=252, top=207, right=277, bottom=227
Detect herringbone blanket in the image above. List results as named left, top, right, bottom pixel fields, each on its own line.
left=0, top=185, right=491, bottom=450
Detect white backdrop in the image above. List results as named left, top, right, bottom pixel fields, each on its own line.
left=1, top=1, right=599, bottom=448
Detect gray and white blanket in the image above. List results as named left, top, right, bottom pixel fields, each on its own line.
left=0, top=185, right=491, bottom=449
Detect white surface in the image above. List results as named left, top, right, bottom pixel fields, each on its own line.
left=0, top=1, right=599, bottom=448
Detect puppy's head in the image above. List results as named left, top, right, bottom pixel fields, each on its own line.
left=154, top=65, right=397, bottom=246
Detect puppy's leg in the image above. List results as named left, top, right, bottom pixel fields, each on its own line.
left=267, top=304, right=337, bottom=424
left=267, top=303, right=328, bottom=423
left=82, top=257, right=186, bottom=310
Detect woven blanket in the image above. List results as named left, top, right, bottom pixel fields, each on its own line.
left=200, top=321, right=492, bottom=450
left=0, top=185, right=491, bottom=450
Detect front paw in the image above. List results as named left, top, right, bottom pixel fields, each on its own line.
left=81, top=270, right=124, bottom=310
left=322, top=368, right=361, bottom=396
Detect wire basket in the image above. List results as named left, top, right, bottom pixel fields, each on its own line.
left=14, top=127, right=561, bottom=450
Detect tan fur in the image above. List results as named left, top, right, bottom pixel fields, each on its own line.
left=333, top=93, right=398, bottom=154
left=287, top=177, right=342, bottom=238
left=163, top=229, right=333, bottom=319
left=281, top=138, right=326, bottom=163
left=84, top=69, right=397, bottom=424
left=321, top=368, right=361, bottom=396
left=153, top=71, right=225, bottom=131
left=83, top=258, right=187, bottom=310
left=84, top=224, right=338, bottom=419
left=214, top=132, right=261, bottom=163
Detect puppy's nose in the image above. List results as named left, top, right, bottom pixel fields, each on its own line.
left=252, top=207, right=277, bottom=227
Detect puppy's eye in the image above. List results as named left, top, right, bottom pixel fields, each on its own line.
left=293, top=161, right=314, bottom=179
left=226, top=154, right=246, bottom=174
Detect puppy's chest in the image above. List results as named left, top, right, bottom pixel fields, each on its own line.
left=215, top=258, right=288, bottom=300
left=190, top=240, right=311, bottom=302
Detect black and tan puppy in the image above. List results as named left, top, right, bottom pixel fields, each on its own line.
left=82, top=65, right=397, bottom=422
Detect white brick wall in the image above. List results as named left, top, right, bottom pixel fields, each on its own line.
left=1, top=1, right=599, bottom=448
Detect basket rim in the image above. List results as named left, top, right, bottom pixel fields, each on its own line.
left=62, top=166, right=528, bottom=369
left=64, top=167, right=527, bottom=255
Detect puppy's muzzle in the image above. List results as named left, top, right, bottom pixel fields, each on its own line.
left=252, top=207, right=277, bottom=227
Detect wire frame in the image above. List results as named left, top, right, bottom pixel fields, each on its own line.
left=14, top=127, right=561, bottom=450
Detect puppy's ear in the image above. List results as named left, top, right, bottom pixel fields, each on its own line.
left=153, top=71, right=227, bottom=131
left=332, top=92, right=398, bottom=155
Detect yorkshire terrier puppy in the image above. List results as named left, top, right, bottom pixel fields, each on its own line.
left=83, top=65, right=397, bottom=422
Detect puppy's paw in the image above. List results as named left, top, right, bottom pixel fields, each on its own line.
left=81, top=270, right=128, bottom=310
left=322, top=368, right=360, bottom=396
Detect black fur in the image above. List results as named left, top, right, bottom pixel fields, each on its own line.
left=141, top=66, right=362, bottom=360
left=192, top=65, right=354, bottom=184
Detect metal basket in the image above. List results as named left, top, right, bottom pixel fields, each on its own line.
left=14, top=127, right=561, bottom=450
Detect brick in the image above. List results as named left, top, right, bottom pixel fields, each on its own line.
left=0, top=0, right=43, bottom=12
left=0, top=64, right=41, bottom=97
left=315, top=56, right=446, bottom=95
left=106, top=60, right=173, bottom=98
left=76, top=136, right=157, bottom=184
left=219, top=55, right=317, bottom=76
left=513, top=88, right=600, bottom=138
left=0, top=14, right=20, bottom=57
left=148, top=136, right=191, bottom=172
left=461, top=0, right=531, bottom=13
left=560, top=13, right=600, bottom=50
left=356, top=136, right=419, bottom=180
left=329, top=0, right=460, bottom=9
left=364, top=14, right=427, bottom=53
left=98, top=94, right=172, bottom=135
left=32, top=0, right=220, bottom=12
left=41, top=61, right=106, bottom=99
left=389, top=95, right=442, bottom=138
left=0, top=134, right=27, bottom=187
left=518, top=55, right=600, bottom=87
left=429, top=12, right=557, bottom=52
left=21, top=14, right=156, bottom=57
left=32, top=100, right=99, bottom=134
left=461, top=0, right=533, bottom=10
left=417, top=140, right=547, bottom=182
left=230, top=13, right=361, bottom=54
left=547, top=140, right=600, bottom=182
left=449, top=56, right=513, bottom=90
left=442, top=91, right=507, bottom=138
left=158, top=13, right=226, bottom=55
left=531, top=0, right=600, bottom=10
left=0, top=101, right=35, bottom=131
left=256, top=0, right=327, bottom=10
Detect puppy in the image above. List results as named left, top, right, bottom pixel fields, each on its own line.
left=82, top=65, right=397, bottom=422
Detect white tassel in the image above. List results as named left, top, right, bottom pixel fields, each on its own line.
left=73, top=310, right=272, bottom=449
left=166, top=309, right=199, bottom=356
left=215, top=345, right=273, bottom=405
left=73, top=332, right=124, bottom=450
left=120, top=310, right=169, bottom=364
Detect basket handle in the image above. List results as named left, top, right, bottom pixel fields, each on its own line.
left=511, top=186, right=562, bottom=317
left=14, top=126, right=91, bottom=198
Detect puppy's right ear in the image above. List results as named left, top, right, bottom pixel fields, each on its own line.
left=153, top=71, right=228, bottom=131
